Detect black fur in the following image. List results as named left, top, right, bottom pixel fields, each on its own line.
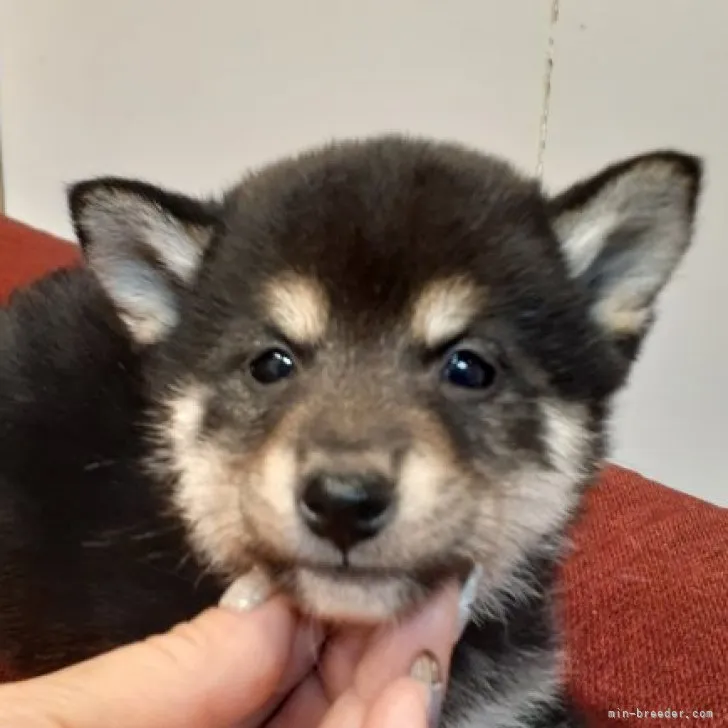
left=0, top=269, right=220, bottom=676
left=445, top=551, right=587, bottom=727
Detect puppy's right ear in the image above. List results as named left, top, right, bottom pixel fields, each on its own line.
left=549, top=152, right=701, bottom=360
left=69, top=178, right=219, bottom=345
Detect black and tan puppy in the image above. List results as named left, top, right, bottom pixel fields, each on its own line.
left=0, top=136, right=701, bottom=726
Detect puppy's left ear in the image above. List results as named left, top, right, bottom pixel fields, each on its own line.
left=550, top=151, right=702, bottom=358
left=69, top=178, right=219, bottom=345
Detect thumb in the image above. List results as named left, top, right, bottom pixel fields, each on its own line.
left=1, top=576, right=296, bottom=728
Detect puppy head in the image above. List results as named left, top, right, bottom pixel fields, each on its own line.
left=69, top=137, right=701, bottom=622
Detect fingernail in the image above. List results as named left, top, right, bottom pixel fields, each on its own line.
left=219, top=567, right=273, bottom=612
left=410, top=651, right=444, bottom=727
left=457, top=565, right=481, bottom=639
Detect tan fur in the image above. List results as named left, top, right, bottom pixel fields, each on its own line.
left=594, top=296, right=651, bottom=335
left=262, top=274, right=329, bottom=345
left=158, top=384, right=250, bottom=572
left=410, top=277, right=484, bottom=348
left=395, top=412, right=460, bottom=529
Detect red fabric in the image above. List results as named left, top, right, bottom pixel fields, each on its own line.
left=1, top=216, right=726, bottom=724
left=563, top=465, right=727, bottom=726
left=0, top=216, right=80, bottom=302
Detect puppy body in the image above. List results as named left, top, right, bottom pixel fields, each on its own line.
left=0, top=136, right=701, bottom=726
left=0, top=270, right=218, bottom=676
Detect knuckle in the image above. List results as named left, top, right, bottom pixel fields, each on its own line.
left=144, top=617, right=213, bottom=673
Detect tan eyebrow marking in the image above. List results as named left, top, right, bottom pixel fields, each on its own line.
left=262, top=273, right=330, bottom=345
left=410, top=276, right=484, bottom=348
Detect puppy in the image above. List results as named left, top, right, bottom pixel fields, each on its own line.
left=0, top=135, right=701, bottom=726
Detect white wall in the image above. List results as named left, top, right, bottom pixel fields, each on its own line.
left=1, top=0, right=725, bottom=505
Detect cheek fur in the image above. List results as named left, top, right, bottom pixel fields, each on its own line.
left=397, top=447, right=456, bottom=524
left=155, top=384, right=315, bottom=573
left=245, top=439, right=301, bottom=546
left=150, top=383, right=251, bottom=573
left=468, top=398, right=596, bottom=617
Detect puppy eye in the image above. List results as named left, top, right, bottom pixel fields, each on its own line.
left=441, top=349, right=498, bottom=390
left=249, top=348, right=296, bottom=384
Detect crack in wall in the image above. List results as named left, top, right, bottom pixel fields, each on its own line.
left=536, top=0, right=560, bottom=181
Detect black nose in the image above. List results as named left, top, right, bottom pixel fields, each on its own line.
left=298, top=472, right=394, bottom=551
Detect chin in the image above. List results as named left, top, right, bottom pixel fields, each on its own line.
left=292, top=568, right=420, bottom=624
left=241, top=543, right=473, bottom=624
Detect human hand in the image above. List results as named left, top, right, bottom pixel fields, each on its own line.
left=0, top=569, right=475, bottom=728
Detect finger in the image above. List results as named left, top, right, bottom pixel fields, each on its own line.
left=316, top=625, right=371, bottom=701
left=353, top=581, right=459, bottom=704
left=362, top=677, right=429, bottom=728
left=240, top=618, right=325, bottom=727
left=316, top=670, right=436, bottom=728
left=317, top=691, right=367, bottom=728
left=1, top=574, right=295, bottom=728
left=264, top=672, right=329, bottom=728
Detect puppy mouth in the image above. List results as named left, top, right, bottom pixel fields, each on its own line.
left=296, top=560, right=472, bottom=584
left=257, top=551, right=473, bottom=583
left=301, top=563, right=406, bottom=578
left=247, top=552, right=474, bottom=623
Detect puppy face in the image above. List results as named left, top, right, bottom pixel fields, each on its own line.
left=70, top=137, right=701, bottom=622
